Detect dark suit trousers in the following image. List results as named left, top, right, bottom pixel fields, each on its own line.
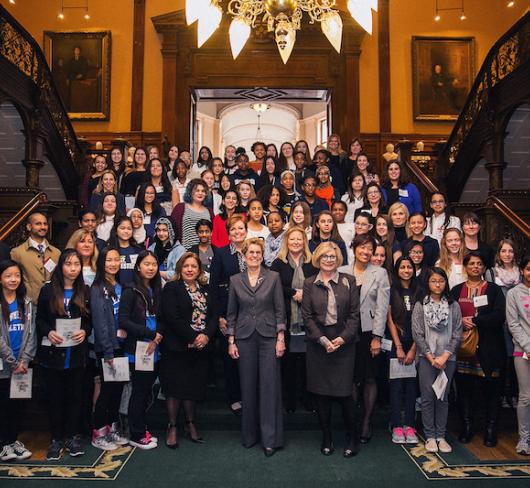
left=238, top=331, right=283, bottom=449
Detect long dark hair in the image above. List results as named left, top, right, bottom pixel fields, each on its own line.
left=136, top=183, right=164, bottom=219
left=423, top=267, right=454, bottom=304
left=108, top=216, right=138, bottom=249
left=145, top=158, right=172, bottom=194
left=427, top=192, right=453, bottom=235
left=0, top=260, right=26, bottom=323
left=382, top=160, right=410, bottom=189
left=218, top=190, right=243, bottom=220
left=92, top=246, right=120, bottom=300
left=133, top=250, right=161, bottom=315
left=197, top=146, right=213, bottom=169
left=278, top=142, right=295, bottom=172
left=391, top=256, right=422, bottom=336
left=50, top=249, right=88, bottom=316
left=96, top=192, right=118, bottom=223
left=259, top=156, right=279, bottom=188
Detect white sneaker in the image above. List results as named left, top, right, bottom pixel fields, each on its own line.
left=0, top=444, right=17, bottom=462
left=91, top=427, right=118, bottom=451
left=516, top=437, right=530, bottom=455
left=107, top=423, right=129, bottom=446
left=11, top=441, right=32, bottom=460
left=424, top=438, right=438, bottom=452
left=437, top=438, right=452, bottom=453
left=129, top=437, right=157, bottom=450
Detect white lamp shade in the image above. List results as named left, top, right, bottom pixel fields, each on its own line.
left=197, top=2, right=223, bottom=48
left=229, top=18, right=251, bottom=59
left=321, top=10, right=343, bottom=53
left=347, top=0, right=374, bottom=35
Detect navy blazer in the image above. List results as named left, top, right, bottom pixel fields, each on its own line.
left=209, top=244, right=242, bottom=319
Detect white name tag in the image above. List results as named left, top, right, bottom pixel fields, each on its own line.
left=10, top=369, right=33, bottom=399
left=473, top=295, right=488, bottom=308
left=135, top=341, right=154, bottom=371
left=44, top=258, right=57, bottom=274
left=399, top=189, right=409, bottom=198
left=0, top=358, right=3, bottom=370
left=101, top=357, right=130, bottom=382
left=381, top=338, right=393, bottom=352
left=454, top=264, right=463, bottom=274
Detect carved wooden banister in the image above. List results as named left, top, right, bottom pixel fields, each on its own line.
left=402, top=158, right=439, bottom=195
left=487, top=195, right=530, bottom=241
left=441, top=11, right=530, bottom=168
left=0, top=5, right=82, bottom=165
left=0, top=192, right=48, bottom=242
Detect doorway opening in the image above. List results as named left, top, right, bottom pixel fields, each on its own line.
left=191, top=87, right=331, bottom=162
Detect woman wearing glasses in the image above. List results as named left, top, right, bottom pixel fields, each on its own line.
left=302, top=242, right=361, bottom=457
left=354, top=182, right=387, bottom=225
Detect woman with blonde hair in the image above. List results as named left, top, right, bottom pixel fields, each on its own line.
left=436, top=228, right=466, bottom=289
left=66, top=229, right=99, bottom=286
left=388, top=202, right=410, bottom=244
left=271, top=227, right=317, bottom=412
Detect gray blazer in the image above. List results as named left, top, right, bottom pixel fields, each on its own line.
left=343, top=263, right=390, bottom=336
left=226, top=268, right=286, bottom=339
left=0, top=299, right=37, bottom=379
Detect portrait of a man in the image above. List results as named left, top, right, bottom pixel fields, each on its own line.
left=412, top=36, right=474, bottom=121
left=44, top=31, right=111, bottom=120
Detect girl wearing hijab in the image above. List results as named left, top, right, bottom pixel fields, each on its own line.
left=148, top=217, right=185, bottom=282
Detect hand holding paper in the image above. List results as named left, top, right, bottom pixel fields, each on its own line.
left=432, top=370, right=448, bottom=400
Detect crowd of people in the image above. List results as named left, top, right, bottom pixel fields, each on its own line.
left=0, top=135, right=529, bottom=463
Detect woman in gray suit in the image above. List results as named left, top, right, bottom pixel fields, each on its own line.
left=226, top=237, right=286, bottom=457
left=347, top=234, right=390, bottom=443
left=302, top=242, right=361, bottom=458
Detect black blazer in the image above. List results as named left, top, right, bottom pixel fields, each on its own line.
left=118, top=286, right=158, bottom=355
left=158, top=280, right=216, bottom=352
left=209, top=244, right=242, bottom=319
left=451, top=281, right=506, bottom=374
left=270, top=258, right=317, bottom=328
left=36, top=282, right=91, bottom=370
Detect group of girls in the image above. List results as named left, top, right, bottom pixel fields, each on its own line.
left=2, top=136, right=529, bottom=462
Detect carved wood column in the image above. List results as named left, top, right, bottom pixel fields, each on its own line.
left=378, top=0, right=391, bottom=133
left=157, top=29, right=178, bottom=145
left=130, top=0, right=146, bottom=131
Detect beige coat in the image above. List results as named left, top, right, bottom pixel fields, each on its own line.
left=10, top=239, right=61, bottom=303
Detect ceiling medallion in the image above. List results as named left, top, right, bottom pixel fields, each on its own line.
left=185, top=0, right=378, bottom=64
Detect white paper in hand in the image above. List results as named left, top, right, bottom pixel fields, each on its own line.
left=0, top=358, right=3, bottom=371
left=135, top=341, right=154, bottom=371
left=381, top=338, right=393, bottom=352
left=389, top=358, right=417, bottom=379
left=10, top=369, right=33, bottom=399
left=101, top=357, right=130, bottom=382
left=432, top=370, right=449, bottom=400
left=55, top=318, right=81, bottom=347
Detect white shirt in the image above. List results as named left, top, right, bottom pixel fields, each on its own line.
left=341, top=194, right=364, bottom=223
left=426, top=214, right=461, bottom=244
left=247, top=226, right=270, bottom=241
left=172, top=178, right=190, bottom=202
left=337, top=222, right=355, bottom=265
left=28, top=237, right=48, bottom=252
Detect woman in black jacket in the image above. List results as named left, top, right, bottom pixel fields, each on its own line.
left=159, top=252, right=217, bottom=448
left=271, top=226, right=317, bottom=412
left=118, top=250, right=162, bottom=450
left=90, top=247, right=129, bottom=451
left=36, top=249, right=90, bottom=461
left=451, top=251, right=506, bottom=448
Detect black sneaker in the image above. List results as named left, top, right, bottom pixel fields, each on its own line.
left=46, top=440, right=63, bottom=461
left=65, top=436, right=85, bottom=457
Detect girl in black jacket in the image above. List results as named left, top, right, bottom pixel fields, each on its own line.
left=118, top=250, right=162, bottom=449
left=90, top=247, right=129, bottom=451
left=36, top=249, right=90, bottom=461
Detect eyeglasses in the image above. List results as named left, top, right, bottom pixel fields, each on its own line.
left=367, top=191, right=380, bottom=196
left=355, top=222, right=370, bottom=228
left=321, top=254, right=337, bottom=261
left=429, top=279, right=446, bottom=285
left=410, top=250, right=424, bottom=255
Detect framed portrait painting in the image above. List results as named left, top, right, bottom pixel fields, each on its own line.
left=44, top=30, right=111, bottom=121
left=412, top=36, right=475, bottom=121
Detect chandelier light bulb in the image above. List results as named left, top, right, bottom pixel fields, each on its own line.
left=460, top=12, right=466, bottom=20
left=229, top=17, right=251, bottom=59
left=9, top=0, right=15, bottom=5
left=321, top=10, right=343, bottom=54
left=84, top=12, right=90, bottom=20
left=275, top=21, right=296, bottom=64
left=434, top=13, right=441, bottom=21
left=507, top=1, right=515, bottom=7
left=186, top=0, right=208, bottom=25
left=58, top=11, right=65, bottom=19
left=197, top=1, right=223, bottom=48
left=347, top=0, right=374, bottom=35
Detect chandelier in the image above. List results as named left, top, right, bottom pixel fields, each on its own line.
left=185, top=0, right=378, bottom=64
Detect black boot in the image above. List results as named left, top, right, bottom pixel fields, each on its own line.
left=484, top=396, right=499, bottom=448
left=458, top=396, right=473, bottom=443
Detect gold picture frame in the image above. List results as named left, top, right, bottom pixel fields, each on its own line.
left=44, top=30, right=111, bottom=121
left=412, top=36, right=475, bottom=121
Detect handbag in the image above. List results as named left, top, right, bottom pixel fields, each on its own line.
left=459, top=327, right=479, bottom=357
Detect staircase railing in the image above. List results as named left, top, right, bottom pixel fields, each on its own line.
left=0, top=192, right=48, bottom=243
left=0, top=5, right=82, bottom=164
left=487, top=195, right=530, bottom=241
left=441, top=11, right=530, bottom=170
